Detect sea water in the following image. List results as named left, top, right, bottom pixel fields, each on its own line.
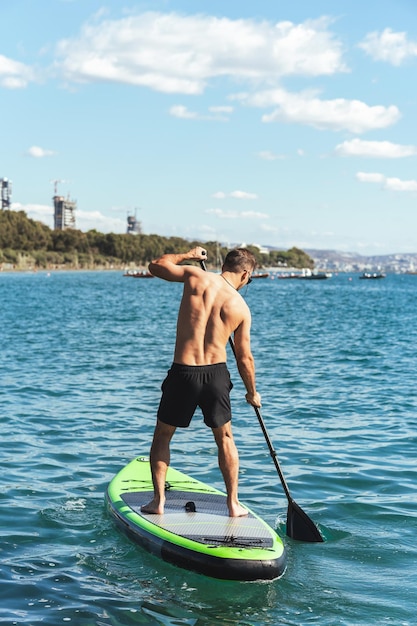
left=1, top=270, right=416, bottom=626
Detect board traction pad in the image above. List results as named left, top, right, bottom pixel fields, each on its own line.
left=121, top=490, right=274, bottom=548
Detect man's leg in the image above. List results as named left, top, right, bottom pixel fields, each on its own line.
left=212, top=422, right=248, bottom=517
left=141, top=420, right=176, bottom=514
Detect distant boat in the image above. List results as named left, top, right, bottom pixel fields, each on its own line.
left=277, top=272, right=300, bottom=279
left=297, top=269, right=332, bottom=280
left=124, top=270, right=154, bottom=278
left=277, top=270, right=331, bottom=280
left=359, top=272, right=386, bottom=280
left=298, top=271, right=332, bottom=280
left=251, top=272, right=270, bottom=279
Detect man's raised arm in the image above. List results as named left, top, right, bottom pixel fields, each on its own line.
left=148, top=247, right=207, bottom=281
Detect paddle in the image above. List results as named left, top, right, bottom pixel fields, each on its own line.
left=199, top=258, right=324, bottom=542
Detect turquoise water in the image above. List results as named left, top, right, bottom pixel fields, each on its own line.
left=1, top=270, right=416, bottom=625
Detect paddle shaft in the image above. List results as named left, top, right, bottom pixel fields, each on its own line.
left=228, top=332, right=293, bottom=504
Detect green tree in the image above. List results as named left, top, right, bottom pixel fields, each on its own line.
left=0, top=209, right=314, bottom=270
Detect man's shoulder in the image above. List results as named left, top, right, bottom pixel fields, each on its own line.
left=184, top=265, right=207, bottom=279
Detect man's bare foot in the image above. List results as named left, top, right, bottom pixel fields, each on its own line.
left=140, top=498, right=164, bottom=515
left=228, top=502, right=249, bottom=517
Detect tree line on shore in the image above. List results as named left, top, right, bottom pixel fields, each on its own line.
left=0, top=209, right=314, bottom=270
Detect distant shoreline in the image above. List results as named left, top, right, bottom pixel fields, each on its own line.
left=0, top=266, right=144, bottom=274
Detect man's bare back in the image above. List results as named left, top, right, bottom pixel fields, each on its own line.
left=173, top=270, right=251, bottom=366
left=148, top=248, right=258, bottom=402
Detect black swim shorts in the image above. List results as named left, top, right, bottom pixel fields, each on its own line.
left=157, top=362, right=233, bottom=429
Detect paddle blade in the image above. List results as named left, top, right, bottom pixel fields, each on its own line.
left=286, top=498, right=324, bottom=542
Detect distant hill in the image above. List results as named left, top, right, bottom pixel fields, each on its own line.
left=0, top=209, right=314, bottom=271
left=304, top=249, right=417, bottom=273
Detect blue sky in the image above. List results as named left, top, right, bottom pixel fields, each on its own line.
left=1, top=0, right=417, bottom=255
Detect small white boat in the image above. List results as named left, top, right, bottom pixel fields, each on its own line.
left=359, top=272, right=386, bottom=280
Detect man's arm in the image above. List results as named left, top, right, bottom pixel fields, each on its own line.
left=148, top=246, right=207, bottom=282
left=233, top=318, right=262, bottom=408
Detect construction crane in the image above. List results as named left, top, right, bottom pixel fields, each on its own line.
left=50, top=179, right=66, bottom=196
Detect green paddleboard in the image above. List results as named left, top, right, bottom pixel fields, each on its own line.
left=106, top=456, right=286, bottom=581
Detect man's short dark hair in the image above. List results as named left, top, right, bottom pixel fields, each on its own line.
left=223, top=248, right=256, bottom=273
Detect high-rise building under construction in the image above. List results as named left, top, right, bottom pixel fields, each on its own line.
left=53, top=195, right=77, bottom=230
left=51, top=180, right=76, bottom=230
left=127, top=209, right=142, bottom=234
left=1, top=178, right=12, bottom=209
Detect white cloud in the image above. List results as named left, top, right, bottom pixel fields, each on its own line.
left=11, top=202, right=127, bottom=233
left=335, top=138, right=417, bottom=158
left=384, top=177, right=417, bottom=192
left=169, top=104, right=232, bottom=121
left=240, top=210, right=268, bottom=218
left=257, top=150, right=284, bottom=161
left=356, top=172, right=386, bottom=183
left=212, top=190, right=258, bottom=200
left=259, top=223, right=280, bottom=233
left=230, top=190, right=258, bottom=200
left=169, top=105, right=199, bottom=119
left=212, top=192, right=227, bottom=199
left=356, top=171, right=417, bottom=191
left=55, top=13, right=347, bottom=94
left=26, top=145, right=57, bottom=158
left=209, top=106, right=234, bottom=114
left=207, top=209, right=239, bottom=219
left=359, top=28, right=417, bottom=66
left=11, top=203, right=54, bottom=228
left=236, top=88, right=400, bottom=133
left=0, top=54, right=35, bottom=89
left=257, top=148, right=303, bottom=159
left=206, top=208, right=268, bottom=219
left=76, top=210, right=126, bottom=232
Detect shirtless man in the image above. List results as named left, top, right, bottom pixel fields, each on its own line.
left=141, top=246, right=261, bottom=517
